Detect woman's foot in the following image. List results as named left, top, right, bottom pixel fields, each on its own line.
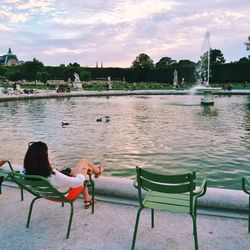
left=84, top=199, right=96, bottom=209
left=94, top=164, right=104, bottom=178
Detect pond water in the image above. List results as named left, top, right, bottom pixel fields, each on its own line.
left=1, top=94, right=250, bottom=190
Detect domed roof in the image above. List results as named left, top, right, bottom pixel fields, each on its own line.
left=0, top=48, right=19, bottom=65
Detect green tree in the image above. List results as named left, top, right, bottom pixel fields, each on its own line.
left=210, top=49, right=225, bottom=64
left=155, top=57, right=177, bottom=68
left=22, top=58, right=44, bottom=81
left=67, top=62, right=80, bottom=68
left=80, top=69, right=91, bottom=81
left=196, top=48, right=225, bottom=81
left=178, top=60, right=196, bottom=67
left=36, top=71, right=51, bottom=83
left=245, top=36, right=250, bottom=51
left=63, top=67, right=77, bottom=82
left=245, top=36, right=250, bottom=58
left=0, top=65, right=7, bottom=76
left=131, top=53, right=154, bottom=69
left=72, top=62, right=80, bottom=67
left=5, top=67, right=24, bottom=81
left=239, top=57, right=250, bottom=63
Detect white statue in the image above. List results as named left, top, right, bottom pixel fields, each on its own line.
left=73, top=72, right=82, bottom=90
left=73, top=73, right=80, bottom=82
left=173, top=69, right=178, bottom=87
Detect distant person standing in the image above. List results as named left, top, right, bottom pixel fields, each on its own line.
left=13, top=82, right=17, bottom=91
left=16, top=83, right=21, bottom=94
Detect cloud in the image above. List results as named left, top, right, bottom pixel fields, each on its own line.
left=1, top=0, right=250, bottom=66
left=9, top=13, right=30, bottom=23
left=51, top=0, right=177, bottom=26
left=17, top=0, right=55, bottom=13
left=42, top=47, right=82, bottom=55
left=0, top=24, right=12, bottom=31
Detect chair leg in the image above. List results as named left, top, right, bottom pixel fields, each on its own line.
left=0, top=176, right=3, bottom=194
left=0, top=176, right=4, bottom=183
left=66, top=203, right=74, bottom=239
left=26, top=197, right=40, bottom=228
left=191, top=214, right=198, bottom=250
left=248, top=197, right=250, bottom=232
left=151, top=209, right=154, bottom=228
left=131, top=207, right=143, bottom=250
left=91, top=182, right=95, bottom=214
left=21, top=187, right=24, bottom=201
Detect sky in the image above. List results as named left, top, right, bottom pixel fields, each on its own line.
left=0, top=0, right=250, bottom=67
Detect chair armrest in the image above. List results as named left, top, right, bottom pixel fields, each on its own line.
left=0, top=160, right=13, bottom=171
left=84, top=174, right=94, bottom=187
left=242, top=177, right=250, bottom=195
left=193, top=179, right=207, bottom=198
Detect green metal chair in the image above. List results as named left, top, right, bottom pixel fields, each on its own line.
left=0, top=160, right=14, bottom=194
left=131, top=166, right=207, bottom=250
left=242, top=176, right=250, bottom=232
left=0, top=160, right=24, bottom=200
left=8, top=171, right=95, bottom=239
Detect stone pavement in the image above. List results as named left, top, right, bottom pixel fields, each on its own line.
left=0, top=185, right=250, bottom=250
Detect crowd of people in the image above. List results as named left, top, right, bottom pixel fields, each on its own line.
left=0, top=82, right=38, bottom=95
left=56, top=84, right=71, bottom=93
left=0, top=82, right=72, bottom=95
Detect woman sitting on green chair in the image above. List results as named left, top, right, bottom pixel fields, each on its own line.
left=23, top=141, right=104, bottom=208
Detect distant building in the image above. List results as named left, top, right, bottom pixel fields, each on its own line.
left=0, top=48, right=19, bottom=66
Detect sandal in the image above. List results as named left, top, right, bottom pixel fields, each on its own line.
left=84, top=199, right=96, bottom=209
left=94, top=164, right=104, bottom=178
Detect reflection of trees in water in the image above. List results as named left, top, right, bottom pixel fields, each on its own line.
left=239, top=96, right=250, bottom=150
left=0, top=101, right=19, bottom=117
left=25, top=99, right=46, bottom=118
left=243, top=96, right=250, bottom=139
left=199, top=106, right=218, bottom=117
left=24, top=98, right=77, bottom=129
left=243, top=96, right=250, bottom=132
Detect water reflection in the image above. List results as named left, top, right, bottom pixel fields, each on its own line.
left=0, top=95, right=250, bottom=190
left=244, top=96, right=250, bottom=131
left=199, top=106, right=218, bottom=117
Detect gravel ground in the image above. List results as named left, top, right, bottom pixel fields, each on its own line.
left=1, top=185, right=250, bottom=250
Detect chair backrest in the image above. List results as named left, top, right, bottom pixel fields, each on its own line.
left=136, top=166, right=196, bottom=203
left=0, top=160, right=13, bottom=171
left=8, top=172, right=71, bottom=203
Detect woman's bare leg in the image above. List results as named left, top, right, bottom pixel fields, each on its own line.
left=84, top=159, right=104, bottom=177
left=83, top=187, right=91, bottom=202
left=70, top=159, right=90, bottom=202
left=70, top=158, right=103, bottom=202
left=71, top=158, right=104, bottom=177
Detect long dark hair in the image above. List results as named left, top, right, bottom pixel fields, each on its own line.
left=24, top=141, right=54, bottom=177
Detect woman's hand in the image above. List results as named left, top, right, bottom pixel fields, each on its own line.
left=87, top=168, right=92, bottom=175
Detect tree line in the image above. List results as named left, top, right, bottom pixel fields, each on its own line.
left=0, top=37, right=250, bottom=84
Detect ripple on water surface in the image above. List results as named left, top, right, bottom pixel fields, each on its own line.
left=0, top=95, right=250, bottom=190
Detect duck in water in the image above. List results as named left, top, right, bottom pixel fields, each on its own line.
left=61, top=122, right=69, bottom=126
